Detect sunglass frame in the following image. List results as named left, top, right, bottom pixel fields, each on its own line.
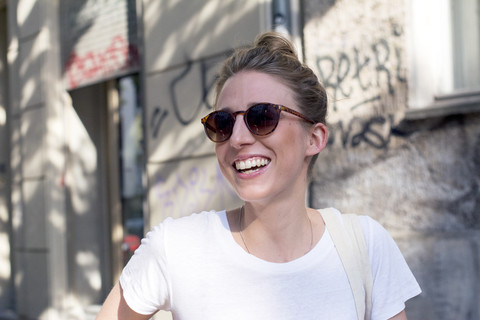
left=201, top=103, right=315, bottom=143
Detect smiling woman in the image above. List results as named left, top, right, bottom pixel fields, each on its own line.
left=97, top=32, right=421, bottom=320
left=212, top=71, right=324, bottom=207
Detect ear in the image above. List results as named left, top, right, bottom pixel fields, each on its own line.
left=306, top=123, right=328, bottom=156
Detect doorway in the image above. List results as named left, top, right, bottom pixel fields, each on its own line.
left=67, top=75, right=145, bottom=307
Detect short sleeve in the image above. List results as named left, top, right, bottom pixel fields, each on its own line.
left=120, top=220, right=172, bottom=315
left=359, top=216, right=421, bottom=320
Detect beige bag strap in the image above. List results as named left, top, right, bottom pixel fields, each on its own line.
left=320, top=209, right=373, bottom=320
left=343, top=213, right=373, bottom=320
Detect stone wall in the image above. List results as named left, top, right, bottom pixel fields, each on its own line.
left=303, top=0, right=480, bottom=319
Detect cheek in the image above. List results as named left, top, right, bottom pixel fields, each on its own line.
left=279, top=122, right=309, bottom=149
left=214, top=144, right=225, bottom=158
left=215, top=144, right=230, bottom=169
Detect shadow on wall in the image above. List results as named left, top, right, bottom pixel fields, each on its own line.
left=10, top=44, right=52, bottom=318
left=9, top=1, right=110, bottom=318
left=142, top=1, right=261, bottom=225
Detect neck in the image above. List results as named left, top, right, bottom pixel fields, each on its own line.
left=238, top=199, right=316, bottom=262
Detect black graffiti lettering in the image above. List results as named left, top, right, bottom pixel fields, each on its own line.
left=353, top=47, right=371, bottom=91
left=351, top=116, right=390, bottom=149
left=169, top=60, right=202, bottom=125
left=200, top=51, right=231, bottom=111
left=150, top=107, right=169, bottom=139
left=200, top=60, right=215, bottom=111
left=314, top=38, right=404, bottom=112
left=316, top=56, right=340, bottom=111
left=316, top=56, right=337, bottom=104
left=372, top=39, right=394, bottom=95
left=327, top=120, right=350, bottom=148
left=350, top=95, right=382, bottom=111
left=150, top=51, right=231, bottom=140
left=395, top=47, right=406, bottom=83
left=337, top=53, right=352, bottom=98
left=328, top=115, right=394, bottom=149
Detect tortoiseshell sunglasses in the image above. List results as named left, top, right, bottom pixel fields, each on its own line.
left=201, top=103, right=315, bottom=143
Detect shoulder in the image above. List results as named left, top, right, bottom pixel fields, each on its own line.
left=357, top=215, right=389, bottom=238
left=125, top=210, right=226, bottom=263
left=322, top=208, right=390, bottom=238
left=150, top=210, right=226, bottom=246
left=353, top=214, right=410, bottom=275
left=355, top=215, right=397, bottom=250
left=138, top=210, right=225, bottom=251
left=318, top=208, right=395, bottom=252
left=160, top=210, right=225, bottom=232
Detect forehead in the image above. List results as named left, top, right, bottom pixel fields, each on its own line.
left=216, top=71, right=296, bottom=109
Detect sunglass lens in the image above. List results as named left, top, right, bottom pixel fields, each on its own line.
left=205, top=112, right=234, bottom=142
left=246, top=104, right=280, bottom=135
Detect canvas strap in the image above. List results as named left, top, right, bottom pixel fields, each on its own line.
left=320, top=208, right=373, bottom=320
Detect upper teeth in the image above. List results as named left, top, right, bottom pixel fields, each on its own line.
left=235, top=158, right=270, bottom=171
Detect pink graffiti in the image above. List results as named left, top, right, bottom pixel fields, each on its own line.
left=64, top=35, right=139, bottom=89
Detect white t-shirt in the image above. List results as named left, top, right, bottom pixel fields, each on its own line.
left=120, top=209, right=421, bottom=320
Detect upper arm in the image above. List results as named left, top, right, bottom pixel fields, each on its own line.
left=96, top=282, right=154, bottom=320
left=360, top=217, right=421, bottom=319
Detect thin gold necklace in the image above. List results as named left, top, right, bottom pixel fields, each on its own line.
left=238, top=206, right=314, bottom=255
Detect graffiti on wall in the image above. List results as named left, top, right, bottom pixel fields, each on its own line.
left=314, top=29, right=406, bottom=149
left=64, top=35, right=139, bottom=89
left=316, top=38, right=405, bottom=111
left=327, top=114, right=395, bottom=149
left=149, top=51, right=230, bottom=141
left=154, top=163, right=239, bottom=219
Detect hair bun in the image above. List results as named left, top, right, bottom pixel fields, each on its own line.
left=254, top=32, right=298, bottom=58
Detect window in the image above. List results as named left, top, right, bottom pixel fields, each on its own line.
left=118, top=75, right=145, bottom=265
left=451, top=0, right=480, bottom=91
left=406, top=0, right=480, bottom=118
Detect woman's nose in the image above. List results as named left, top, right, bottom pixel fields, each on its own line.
left=229, top=115, right=256, bottom=148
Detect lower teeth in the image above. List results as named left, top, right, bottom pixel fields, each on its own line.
left=241, top=167, right=262, bottom=174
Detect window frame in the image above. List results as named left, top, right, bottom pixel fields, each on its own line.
left=405, top=0, right=480, bottom=119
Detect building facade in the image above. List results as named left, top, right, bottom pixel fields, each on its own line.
left=0, top=0, right=479, bottom=319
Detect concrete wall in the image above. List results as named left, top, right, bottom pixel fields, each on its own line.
left=143, top=0, right=270, bottom=228
left=6, top=1, right=69, bottom=318
left=0, top=4, right=13, bottom=315
left=303, top=0, right=480, bottom=319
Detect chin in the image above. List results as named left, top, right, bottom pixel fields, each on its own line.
left=232, top=185, right=275, bottom=203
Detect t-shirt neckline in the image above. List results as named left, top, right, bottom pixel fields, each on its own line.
left=215, top=210, right=332, bottom=272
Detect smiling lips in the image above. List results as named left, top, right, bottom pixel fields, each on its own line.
left=234, top=157, right=271, bottom=174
